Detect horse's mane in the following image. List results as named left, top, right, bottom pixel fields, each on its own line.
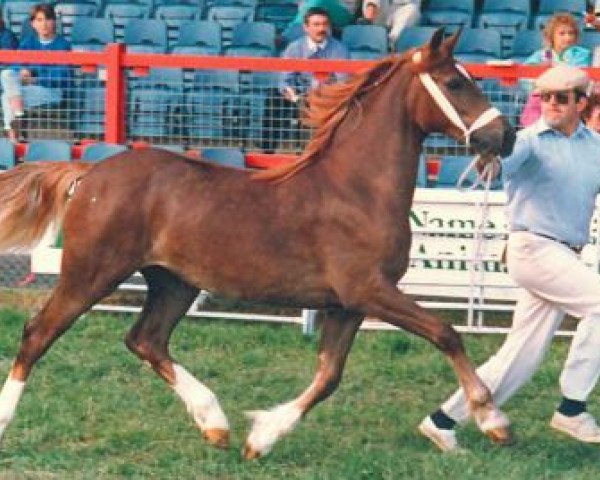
left=252, top=54, right=408, bottom=182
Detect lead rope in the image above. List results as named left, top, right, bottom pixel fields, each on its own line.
left=461, top=159, right=497, bottom=329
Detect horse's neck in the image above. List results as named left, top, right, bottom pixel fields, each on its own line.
left=318, top=85, right=423, bottom=207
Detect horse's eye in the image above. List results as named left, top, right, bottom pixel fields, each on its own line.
left=445, top=78, right=463, bottom=90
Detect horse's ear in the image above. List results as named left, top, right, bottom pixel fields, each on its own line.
left=428, top=27, right=445, bottom=51
left=443, top=26, right=463, bottom=54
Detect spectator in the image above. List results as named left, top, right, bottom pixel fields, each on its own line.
left=1, top=3, right=72, bottom=141
left=0, top=11, right=17, bottom=50
left=582, top=93, right=600, bottom=133
left=360, top=0, right=421, bottom=43
left=289, top=0, right=354, bottom=34
left=262, top=7, right=349, bottom=152
left=520, top=13, right=591, bottom=127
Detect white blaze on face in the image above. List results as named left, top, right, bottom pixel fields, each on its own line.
left=0, top=376, right=25, bottom=439
left=171, top=364, right=229, bottom=431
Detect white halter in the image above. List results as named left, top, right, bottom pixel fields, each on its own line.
left=418, top=68, right=502, bottom=147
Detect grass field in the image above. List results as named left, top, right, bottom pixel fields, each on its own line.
left=0, top=307, right=598, bottom=479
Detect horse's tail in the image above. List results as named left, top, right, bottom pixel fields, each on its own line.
left=0, top=162, right=93, bottom=251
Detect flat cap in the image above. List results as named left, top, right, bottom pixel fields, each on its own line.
left=535, top=64, right=590, bottom=93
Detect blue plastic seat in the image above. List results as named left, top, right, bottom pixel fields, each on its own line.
left=580, top=30, right=600, bottom=50
left=24, top=140, right=72, bottom=162
left=103, top=3, right=149, bottom=41
left=281, top=22, right=304, bottom=47
left=0, top=138, right=16, bottom=170
left=421, top=0, right=474, bottom=29
left=71, top=17, right=115, bottom=52
left=129, top=68, right=185, bottom=138
left=478, top=0, right=530, bottom=36
left=509, top=29, right=542, bottom=62
left=124, top=19, right=168, bottom=53
left=171, top=20, right=222, bottom=55
left=55, top=3, right=99, bottom=41
left=342, top=24, right=388, bottom=60
left=455, top=28, right=502, bottom=63
left=206, top=5, right=254, bottom=46
left=186, top=70, right=240, bottom=140
left=225, top=21, right=275, bottom=56
left=254, top=3, right=298, bottom=35
left=394, top=26, right=437, bottom=53
left=4, top=1, right=40, bottom=38
left=201, top=147, right=246, bottom=168
left=153, top=5, right=201, bottom=48
left=533, top=0, right=585, bottom=30
left=478, top=13, right=529, bottom=42
left=82, top=142, right=128, bottom=162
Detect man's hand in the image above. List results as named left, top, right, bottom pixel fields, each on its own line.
left=283, top=87, right=299, bottom=103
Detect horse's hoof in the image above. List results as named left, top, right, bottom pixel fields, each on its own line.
left=203, top=428, right=230, bottom=449
left=242, top=443, right=262, bottom=460
left=485, top=425, right=514, bottom=446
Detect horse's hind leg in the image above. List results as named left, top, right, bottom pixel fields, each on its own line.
left=360, top=283, right=511, bottom=444
left=243, top=309, right=363, bottom=459
left=124, top=266, right=230, bottom=449
left=0, top=273, right=120, bottom=442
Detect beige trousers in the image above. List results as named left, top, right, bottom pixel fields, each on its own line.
left=442, top=231, right=600, bottom=422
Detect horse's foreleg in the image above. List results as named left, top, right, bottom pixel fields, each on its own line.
left=243, top=309, right=363, bottom=459
left=125, top=266, right=230, bottom=449
left=360, top=283, right=511, bottom=444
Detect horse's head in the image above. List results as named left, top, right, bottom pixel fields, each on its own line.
left=409, top=28, right=515, bottom=158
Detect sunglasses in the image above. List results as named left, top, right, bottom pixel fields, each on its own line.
left=540, top=90, right=573, bottom=105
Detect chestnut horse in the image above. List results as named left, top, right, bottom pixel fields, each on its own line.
left=0, top=30, right=515, bottom=458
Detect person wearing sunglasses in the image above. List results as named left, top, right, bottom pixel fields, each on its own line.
left=420, top=64, right=600, bottom=453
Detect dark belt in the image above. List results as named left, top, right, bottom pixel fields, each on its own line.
left=513, top=231, right=583, bottom=254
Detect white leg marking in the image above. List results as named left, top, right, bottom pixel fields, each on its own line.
left=0, top=375, right=25, bottom=441
left=171, top=364, right=229, bottom=431
left=245, top=401, right=303, bottom=457
left=473, top=406, right=510, bottom=433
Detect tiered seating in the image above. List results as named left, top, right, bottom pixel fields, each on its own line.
left=171, top=21, right=222, bottom=55
left=455, top=28, right=503, bottom=63
left=342, top=24, right=388, bottom=60
left=225, top=21, right=275, bottom=57
left=532, top=0, right=586, bottom=30
left=421, top=0, right=475, bottom=31
left=123, top=19, right=168, bottom=53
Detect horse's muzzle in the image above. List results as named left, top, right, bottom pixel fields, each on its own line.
left=470, top=117, right=516, bottom=158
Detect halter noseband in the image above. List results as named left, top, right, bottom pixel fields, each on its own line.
left=418, top=69, right=502, bottom=147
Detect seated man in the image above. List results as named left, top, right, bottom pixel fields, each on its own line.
left=1, top=3, right=72, bottom=140
left=262, top=7, right=349, bottom=152
left=361, top=0, right=421, bottom=43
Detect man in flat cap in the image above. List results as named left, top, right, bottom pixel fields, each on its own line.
left=420, top=64, right=600, bottom=452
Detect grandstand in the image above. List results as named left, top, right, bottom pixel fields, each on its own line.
left=0, top=0, right=596, bottom=190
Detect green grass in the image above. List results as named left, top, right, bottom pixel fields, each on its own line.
left=0, top=308, right=598, bottom=479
